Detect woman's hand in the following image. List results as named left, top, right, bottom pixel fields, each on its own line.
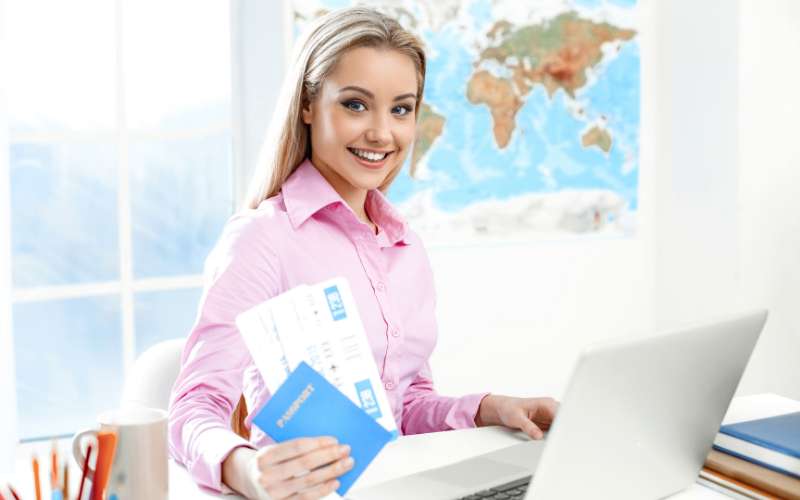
left=224, top=436, right=353, bottom=499
left=475, top=395, right=559, bottom=440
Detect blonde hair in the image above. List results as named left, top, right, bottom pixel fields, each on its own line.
left=242, top=7, right=427, bottom=210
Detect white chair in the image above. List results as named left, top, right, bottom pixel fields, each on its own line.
left=121, top=338, right=185, bottom=411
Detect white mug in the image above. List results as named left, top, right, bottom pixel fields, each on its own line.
left=72, top=407, right=168, bottom=500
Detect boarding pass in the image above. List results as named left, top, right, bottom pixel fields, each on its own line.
left=236, top=277, right=398, bottom=438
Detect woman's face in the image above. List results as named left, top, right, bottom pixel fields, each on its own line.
left=302, top=46, right=418, bottom=200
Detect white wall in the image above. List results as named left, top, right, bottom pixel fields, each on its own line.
left=735, top=0, right=800, bottom=400
left=652, top=0, right=741, bottom=331
left=0, top=0, right=20, bottom=473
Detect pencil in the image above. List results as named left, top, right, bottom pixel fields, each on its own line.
left=50, top=440, right=58, bottom=488
left=7, top=485, right=21, bottom=500
left=62, top=463, right=69, bottom=499
left=33, top=454, right=42, bottom=500
left=90, top=431, right=117, bottom=500
left=77, top=444, right=93, bottom=500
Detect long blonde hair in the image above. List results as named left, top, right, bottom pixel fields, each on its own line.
left=242, top=7, right=427, bottom=210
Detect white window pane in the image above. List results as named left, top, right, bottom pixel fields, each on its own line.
left=10, top=141, right=119, bottom=287
left=122, top=0, right=231, bottom=132
left=7, top=0, right=115, bottom=133
left=134, top=288, right=202, bottom=355
left=130, top=133, right=232, bottom=278
left=14, top=295, right=123, bottom=439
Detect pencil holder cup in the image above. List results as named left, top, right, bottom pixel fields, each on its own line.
left=72, top=407, right=168, bottom=500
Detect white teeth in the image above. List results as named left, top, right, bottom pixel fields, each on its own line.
left=351, top=148, right=388, bottom=162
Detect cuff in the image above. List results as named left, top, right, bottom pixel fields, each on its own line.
left=189, top=427, right=256, bottom=493
left=444, top=392, right=491, bottom=429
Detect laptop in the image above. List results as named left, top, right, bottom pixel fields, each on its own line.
left=348, top=310, right=767, bottom=500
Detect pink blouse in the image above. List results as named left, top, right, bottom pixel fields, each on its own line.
left=168, top=159, right=487, bottom=492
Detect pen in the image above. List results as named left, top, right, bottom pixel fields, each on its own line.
left=33, top=454, right=42, bottom=500
left=7, top=484, right=21, bottom=500
left=77, top=444, right=93, bottom=500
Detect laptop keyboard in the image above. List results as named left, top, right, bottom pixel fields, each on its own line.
left=457, top=476, right=532, bottom=500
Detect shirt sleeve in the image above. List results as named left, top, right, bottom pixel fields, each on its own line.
left=168, top=214, right=281, bottom=493
left=398, top=233, right=489, bottom=435
left=400, top=361, right=489, bottom=435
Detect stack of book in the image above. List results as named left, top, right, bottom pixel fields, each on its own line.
left=699, top=411, right=800, bottom=499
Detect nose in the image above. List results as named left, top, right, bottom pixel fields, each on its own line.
left=365, top=113, right=392, bottom=146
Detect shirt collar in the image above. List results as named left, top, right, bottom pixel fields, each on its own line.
left=281, top=159, right=411, bottom=246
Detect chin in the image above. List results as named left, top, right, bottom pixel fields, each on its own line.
left=343, top=156, right=398, bottom=189
left=349, top=173, right=387, bottom=192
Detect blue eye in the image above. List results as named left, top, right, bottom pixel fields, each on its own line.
left=393, top=105, right=413, bottom=116
left=343, top=100, right=366, bottom=112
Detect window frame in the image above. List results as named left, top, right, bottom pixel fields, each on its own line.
left=3, top=0, right=236, bottom=442
left=1, top=0, right=21, bottom=464
left=229, top=0, right=290, bottom=206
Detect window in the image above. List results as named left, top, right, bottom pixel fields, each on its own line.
left=6, top=0, right=233, bottom=439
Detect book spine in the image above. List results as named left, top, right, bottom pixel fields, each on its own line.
left=705, top=450, right=800, bottom=500
left=713, top=444, right=800, bottom=480
left=699, top=468, right=774, bottom=499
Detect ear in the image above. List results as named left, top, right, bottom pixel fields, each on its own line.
left=301, top=99, right=312, bottom=125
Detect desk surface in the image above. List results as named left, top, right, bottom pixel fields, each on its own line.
left=10, top=393, right=800, bottom=499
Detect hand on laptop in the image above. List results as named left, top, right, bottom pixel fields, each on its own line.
left=475, top=395, right=559, bottom=440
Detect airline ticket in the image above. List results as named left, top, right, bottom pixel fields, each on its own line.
left=236, top=277, right=398, bottom=438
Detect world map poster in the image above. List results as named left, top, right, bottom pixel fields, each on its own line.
left=292, top=0, right=640, bottom=243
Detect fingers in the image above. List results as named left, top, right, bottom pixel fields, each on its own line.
left=254, top=437, right=353, bottom=499
left=268, top=444, right=351, bottom=481
left=518, top=398, right=557, bottom=425
left=259, top=437, right=338, bottom=467
left=519, top=418, right=545, bottom=440
left=287, top=479, right=340, bottom=500
left=265, top=457, right=354, bottom=500
left=531, top=398, right=559, bottom=427
left=284, top=456, right=354, bottom=494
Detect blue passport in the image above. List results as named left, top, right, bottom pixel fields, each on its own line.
left=252, top=361, right=393, bottom=495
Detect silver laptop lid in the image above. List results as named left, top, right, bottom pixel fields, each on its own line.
left=527, top=310, right=767, bottom=500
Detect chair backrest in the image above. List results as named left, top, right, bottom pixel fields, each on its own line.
left=121, top=338, right=185, bottom=411
left=120, top=338, right=252, bottom=440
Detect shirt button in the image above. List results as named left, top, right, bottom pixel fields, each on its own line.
left=384, top=381, right=395, bottom=391
left=390, top=328, right=400, bottom=338
left=375, top=281, right=386, bottom=292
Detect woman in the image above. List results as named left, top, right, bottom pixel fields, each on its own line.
left=168, top=7, right=558, bottom=499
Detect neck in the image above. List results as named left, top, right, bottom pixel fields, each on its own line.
left=309, top=156, right=373, bottom=227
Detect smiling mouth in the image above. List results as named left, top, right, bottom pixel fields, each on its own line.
left=348, top=147, right=393, bottom=163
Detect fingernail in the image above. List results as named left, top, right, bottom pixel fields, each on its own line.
left=344, top=457, right=354, bottom=467
left=339, top=444, right=351, bottom=455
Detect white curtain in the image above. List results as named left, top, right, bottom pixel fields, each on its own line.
left=0, top=0, right=19, bottom=473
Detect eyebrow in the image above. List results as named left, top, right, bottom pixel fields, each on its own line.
left=339, top=85, right=417, bottom=102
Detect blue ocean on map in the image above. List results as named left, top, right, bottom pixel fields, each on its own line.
left=389, top=18, right=640, bottom=213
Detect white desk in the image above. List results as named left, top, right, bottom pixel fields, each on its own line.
left=10, top=394, right=800, bottom=499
